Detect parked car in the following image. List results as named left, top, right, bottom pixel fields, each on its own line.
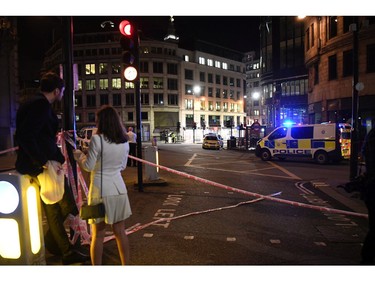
left=77, top=126, right=97, bottom=151
left=204, top=133, right=223, bottom=148
left=202, top=135, right=221, bottom=150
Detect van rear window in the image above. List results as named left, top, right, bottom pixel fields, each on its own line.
left=291, top=127, right=313, bottom=139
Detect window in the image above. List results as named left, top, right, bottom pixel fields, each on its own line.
left=184, top=55, right=189, bottom=62
left=223, top=76, right=228, bottom=85
left=207, top=59, right=213, bottom=66
left=215, top=75, right=221, bottom=84
left=208, top=115, right=221, bottom=127
left=215, top=102, right=221, bottom=111
left=328, top=16, right=338, bottom=39
left=153, top=62, right=163, bottom=73
left=85, top=63, right=95, bottom=75
left=99, top=79, right=108, bottom=90
left=154, top=93, right=164, bottom=105
left=199, top=72, right=205, bottom=82
left=343, top=49, right=353, bottom=77
left=215, top=88, right=221, bottom=98
left=99, top=63, right=108, bottom=74
left=141, top=112, right=148, bottom=121
left=75, top=95, right=82, bottom=107
left=88, top=112, right=95, bottom=122
left=125, top=82, right=134, bottom=89
left=268, top=127, right=287, bottom=140
left=140, top=61, right=149, bottom=73
left=113, top=94, right=121, bottom=106
left=328, top=55, right=337, bottom=80
left=153, top=78, right=163, bottom=89
left=291, top=127, right=313, bottom=139
left=208, top=101, right=213, bottom=111
left=100, top=94, right=108, bottom=105
left=222, top=62, right=228, bottom=69
left=112, top=78, right=121, bottom=90
left=86, top=79, right=96, bottom=91
left=167, top=78, right=178, bottom=90
left=141, top=93, right=149, bottom=105
left=208, top=73, right=213, bottom=83
left=215, top=61, right=221, bottom=68
left=199, top=57, right=205, bottom=65
left=168, top=94, right=178, bottom=105
left=185, top=69, right=193, bottom=80
left=208, top=87, right=213, bottom=97
left=128, top=112, right=134, bottom=121
left=185, top=99, right=193, bottom=110
left=140, top=78, right=149, bottom=89
left=125, top=93, right=134, bottom=105
left=86, top=95, right=96, bottom=107
left=112, top=63, right=121, bottom=74
left=223, top=89, right=228, bottom=99
left=167, top=63, right=178, bottom=75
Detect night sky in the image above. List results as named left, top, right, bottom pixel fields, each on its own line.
left=17, top=16, right=260, bottom=83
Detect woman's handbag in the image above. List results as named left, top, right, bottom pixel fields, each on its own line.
left=80, top=135, right=106, bottom=220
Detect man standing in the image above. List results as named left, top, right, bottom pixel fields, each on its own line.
left=127, top=126, right=137, bottom=167
left=361, top=123, right=375, bottom=264
left=15, top=72, right=89, bottom=265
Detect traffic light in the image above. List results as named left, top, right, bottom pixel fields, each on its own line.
left=119, top=20, right=139, bottom=82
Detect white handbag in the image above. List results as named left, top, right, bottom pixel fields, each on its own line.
left=37, top=160, right=65, bottom=204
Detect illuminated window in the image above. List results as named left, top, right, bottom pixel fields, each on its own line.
left=99, top=63, right=108, bottom=74
left=140, top=78, right=149, bottom=89
left=153, top=78, right=163, bottom=89
left=215, top=61, right=221, bottom=68
left=125, top=82, right=135, bottom=89
left=207, top=59, right=213, bottom=66
left=215, top=102, right=221, bottom=111
left=199, top=57, right=205, bottom=65
left=184, top=55, right=189, bottom=62
left=222, top=62, right=228, bottom=69
left=112, top=78, right=121, bottom=90
left=86, top=80, right=96, bottom=91
left=85, top=64, right=95, bottom=75
left=99, top=79, right=108, bottom=90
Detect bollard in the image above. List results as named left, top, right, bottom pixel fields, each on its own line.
left=0, top=171, right=46, bottom=264
left=144, top=146, right=159, bottom=181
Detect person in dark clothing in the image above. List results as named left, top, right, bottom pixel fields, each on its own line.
left=361, top=124, right=375, bottom=265
left=15, top=72, right=89, bottom=265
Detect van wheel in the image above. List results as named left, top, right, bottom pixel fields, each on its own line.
left=315, top=151, right=328, bottom=164
left=260, top=149, right=272, bottom=161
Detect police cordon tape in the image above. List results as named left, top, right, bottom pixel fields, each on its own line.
left=127, top=154, right=369, bottom=219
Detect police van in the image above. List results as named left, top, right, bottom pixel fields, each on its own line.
left=255, top=123, right=344, bottom=164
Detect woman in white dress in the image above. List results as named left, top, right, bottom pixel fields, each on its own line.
left=74, top=105, right=131, bottom=265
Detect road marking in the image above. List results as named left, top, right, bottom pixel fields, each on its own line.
left=268, top=161, right=302, bottom=180
left=314, top=242, right=327, bottom=246
left=295, top=181, right=314, bottom=194
left=184, top=235, right=195, bottom=240
left=270, top=239, right=281, bottom=244
left=143, top=233, right=154, bottom=238
left=226, top=237, right=236, bottom=242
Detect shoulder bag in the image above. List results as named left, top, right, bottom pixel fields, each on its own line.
left=79, top=135, right=106, bottom=220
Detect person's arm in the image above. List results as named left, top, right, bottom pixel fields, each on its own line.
left=74, top=135, right=100, bottom=172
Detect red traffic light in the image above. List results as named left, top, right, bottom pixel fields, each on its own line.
left=119, top=20, right=133, bottom=37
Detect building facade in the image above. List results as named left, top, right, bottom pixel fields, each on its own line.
left=304, top=16, right=375, bottom=136
left=259, top=16, right=309, bottom=129
left=243, top=51, right=263, bottom=126
left=43, top=28, right=246, bottom=142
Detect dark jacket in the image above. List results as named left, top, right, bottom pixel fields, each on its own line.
left=15, top=93, right=65, bottom=177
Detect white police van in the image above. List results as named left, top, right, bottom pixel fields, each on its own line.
left=255, top=123, right=343, bottom=164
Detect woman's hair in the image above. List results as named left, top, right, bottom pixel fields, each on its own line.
left=96, top=105, right=128, bottom=144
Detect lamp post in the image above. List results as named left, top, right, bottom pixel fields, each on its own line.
left=193, top=85, right=201, bottom=143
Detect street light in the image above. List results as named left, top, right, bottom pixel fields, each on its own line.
left=192, top=86, right=201, bottom=143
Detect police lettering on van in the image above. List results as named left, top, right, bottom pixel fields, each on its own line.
left=255, top=123, right=346, bottom=164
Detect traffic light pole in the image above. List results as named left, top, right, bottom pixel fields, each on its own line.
left=349, top=19, right=359, bottom=181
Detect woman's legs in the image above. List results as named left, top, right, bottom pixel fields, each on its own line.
left=90, top=221, right=106, bottom=265
left=112, top=220, right=130, bottom=265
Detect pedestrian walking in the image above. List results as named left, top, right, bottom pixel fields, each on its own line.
left=127, top=126, right=137, bottom=167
